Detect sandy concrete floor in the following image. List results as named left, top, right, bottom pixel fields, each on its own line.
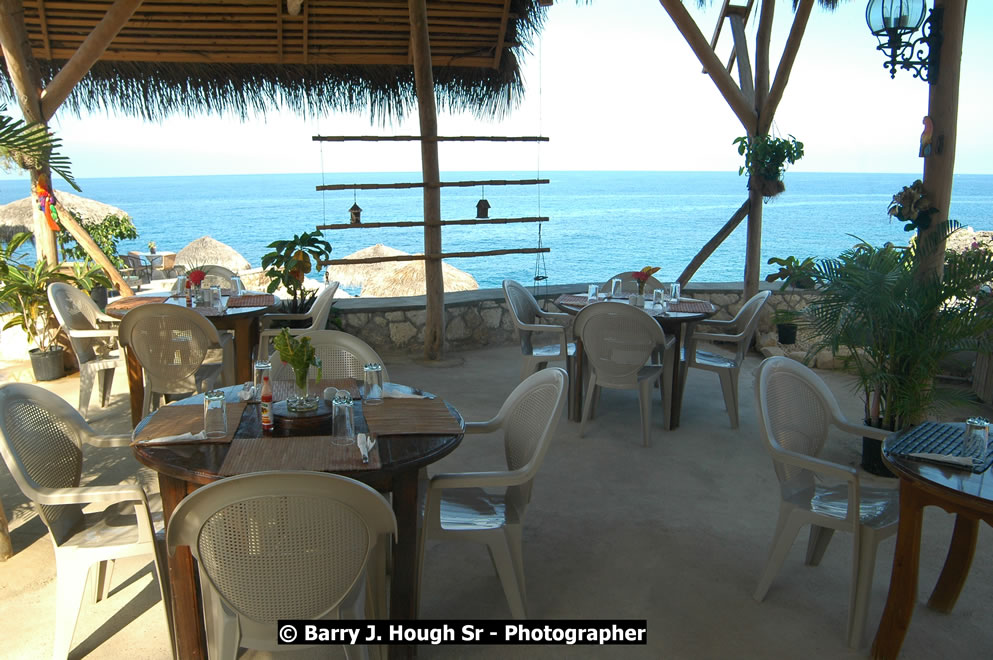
left=1, top=337, right=992, bottom=659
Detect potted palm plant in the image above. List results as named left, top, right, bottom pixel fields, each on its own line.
left=804, top=225, right=993, bottom=475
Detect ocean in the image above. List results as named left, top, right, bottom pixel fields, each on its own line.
left=2, top=171, right=991, bottom=293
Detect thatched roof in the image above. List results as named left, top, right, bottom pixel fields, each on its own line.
left=0, top=189, right=130, bottom=242
left=175, top=236, right=252, bottom=273
left=1, top=1, right=548, bottom=121
left=325, top=244, right=410, bottom=287
left=361, top=258, right=478, bottom=297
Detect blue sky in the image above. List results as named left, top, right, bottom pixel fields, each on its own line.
left=6, top=1, right=993, bottom=178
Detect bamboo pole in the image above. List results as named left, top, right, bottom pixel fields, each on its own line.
left=657, top=0, right=757, bottom=131
left=759, top=0, right=814, bottom=134
left=54, top=200, right=134, bottom=296
left=316, top=178, right=549, bottom=192
left=919, top=0, right=966, bottom=279
left=677, top=200, right=749, bottom=287
left=41, top=0, right=145, bottom=121
left=729, top=14, right=754, bottom=104
left=319, top=247, right=550, bottom=267
left=409, top=0, right=444, bottom=361
left=317, top=216, right=548, bottom=230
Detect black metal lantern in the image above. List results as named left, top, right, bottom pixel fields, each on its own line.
left=475, top=198, right=490, bottom=219
left=349, top=202, right=362, bottom=224
left=866, top=0, right=942, bottom=83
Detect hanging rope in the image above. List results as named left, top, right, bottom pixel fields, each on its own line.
left=532, top=36, right=548, bottom=299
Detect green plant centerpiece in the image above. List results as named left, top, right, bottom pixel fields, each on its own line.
left=804, top=224, right=993, bottom=472
left=733, top=134, right=804, bottom=198
left=261, top=231, right=333, bottom=315
left=765, top=255, right=816, bottom=290
left=273, top=328, right=322, bottom=412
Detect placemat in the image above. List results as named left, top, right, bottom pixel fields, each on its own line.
left=227, top=293, right=276, bottom=308
left=555, top=294, right=591, bottom=307
left=362, top=397, right=463, bottom=436
left=218, top=435, right=380, bottom=475
left=271, top=377, right=361, bottom=401
left=132, top=401, right=248, bottom=445
left=669, top=300, right=714, bottom=314
left=193, top=305, right=225, bottom=317
left=107, top=296, right=169, bottom=312
left=885, top=421, right=993, bottom=473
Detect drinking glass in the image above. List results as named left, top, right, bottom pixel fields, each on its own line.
left=253, top=360, right=270, bottom=395
left=652, top=288, right=666, bottom=312
left=587, top=284, right=599, bottom=303
left=363, top=363, right=384, bottom=405
left=175, top=274, right=187, bottom=295
left=963, top=417, right=989, bottom=467
left=209, top=285, right=222, bottom=309
left=203, top=390, right=227, bottom=439
left=610, top=278, right=622, bottom=298
left=671, top=282, right=681, bottom=302
left=231, top=275, right=245, bottom=295
left=332, top=392, right=355, bottom=445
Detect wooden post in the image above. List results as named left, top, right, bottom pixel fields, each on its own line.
left=678, top=200, right=750, bottom=287
left=919, top=0, right=967, bottom=278
left=55, top=200, right=134, bottom=296
left=0, top=497, right=12, bottom=560
left=408, top=0, right=445, bottom=360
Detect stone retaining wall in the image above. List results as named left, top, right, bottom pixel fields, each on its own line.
left=334, top=282, right=818, bottom=356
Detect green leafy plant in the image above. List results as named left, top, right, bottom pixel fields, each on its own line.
left=805, top=224, right=993, bottom=430
left=0, top=232, right=76, bottom=351
left=57, top=213, right=138, bottom=269
left=261, top=231, right=333, bottom=314
left=771, top=308, right=802, bottom=325
left=62, top=259, right=112, bottom=293
left=733, top=134, right=804, bottom=197
left=273, top=328, right=322, bottom=390
left=765, top=255, right=816, bottom=290
left=0, top=105, right=79, bottom=191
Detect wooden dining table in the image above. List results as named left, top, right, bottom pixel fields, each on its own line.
left=106, top=291, right=280, bottom=425
left=132, top=383, right=464, bottom=660
left=554, top=293, right=717, bottom=429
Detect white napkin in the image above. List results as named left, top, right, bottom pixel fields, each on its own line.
left=357, top=433, right=377, bottom=463
left=383, top=385, right=427, bottom=399
left=134, top=430, right=208, bottom=446
left=238, top=383, right=257, bottom=401
left=908, top=452, right=976, bottom=469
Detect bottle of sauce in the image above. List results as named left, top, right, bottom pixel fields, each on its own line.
left=260, top=375, right=273, bottom=432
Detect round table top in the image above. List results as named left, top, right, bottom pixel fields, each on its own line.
left=884, top=423, right=993, bottom=515
left=555, top=294, right=717, bottom=327
left=131, top=384, right=464, bottom=487
left=105, top=290, right=279, bottom=321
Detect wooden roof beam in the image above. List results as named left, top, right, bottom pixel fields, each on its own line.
left=492, top=0, right=510, bottom=67
left=658, top=0, right=757, bottom=132
left=759, top=0, right=813, bottom=134
left=40, top=0, right=145, bottom=120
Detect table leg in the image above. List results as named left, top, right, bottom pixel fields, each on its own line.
left=927, top=514, right=980, bottom=613
left=567, top=340, right=583, bottom=423
left=125, top=346, right=144, bottom=427
left=871, top=478, right=925, bottom=660
left=390, top=470, right=419, bottom=660
left=159, top=474, right=207, bottom=660
left=229, top=317, right=255, bottom=384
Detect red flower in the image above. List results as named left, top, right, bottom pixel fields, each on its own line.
left=188, top=269, right=207, bottom=286
left=631, top=266, right=660, bottom=283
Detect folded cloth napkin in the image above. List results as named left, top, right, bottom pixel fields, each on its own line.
left=238, top=383, right=257, bottom=401
left=132, top=430, right=207, bottom=447
left=908, top=452, right=976, bottom=469
left=357, top=433, right=377, bottom=464
left=383, top=385, right=427, bottom=399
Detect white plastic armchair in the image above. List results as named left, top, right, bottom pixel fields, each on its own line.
left=0, top=383, right=174, bottom=660
left=502, top=279, right=575, bottom=381
left=686, top=289, right=771, bottom=428
left=753, top=357, right=898, bottom=649
left=269, top=329, right=389, bottom=382
left=167, top=471, right=396, bottom=660
left=257, top=281, right=339, bottom=358
left=574, top=301, right=675, bottom=447
left=48, top=283, right=126, bottom=419
left=118, top=303, right=235, bottom=416
left=418, top=367, right=567, bottom=619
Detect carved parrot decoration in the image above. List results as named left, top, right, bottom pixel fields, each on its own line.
left=920, top=116, right=934, bottom=158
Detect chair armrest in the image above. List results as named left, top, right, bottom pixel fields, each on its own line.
left=68, top=329, right=120, bottom=339
left=429, top=470, right=526, bottom=491
left=516, top=321, right=567, bottom=335
left=32, top=484, right=149, bottom=507
left=259, top=312, right=308, bottom=329
left=537, top=310, right=571, bottom=325
left=692, top=330, right=746, bottom=344
left=465, top=420, right=502, bottom=434
left=84, top=433, right=134, bottom=448
left=773, top=447, right=858, bottom=483
left=95, top=311, right=120, bottom=325
left=836, top=419, right=890, bottom=442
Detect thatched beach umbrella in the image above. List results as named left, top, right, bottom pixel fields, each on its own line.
left=361, top=259, right=478, bottom=298
left=325, top=244, right=410, bottom=288
left=175, top=236, right=251, bottom=272
left=0, top=189, right=130, bottom=242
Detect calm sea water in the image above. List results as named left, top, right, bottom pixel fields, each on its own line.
left=2, top=171, right=991, bottom=293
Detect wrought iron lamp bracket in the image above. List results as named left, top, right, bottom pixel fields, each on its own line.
left=875, top=7, right=943, bottom=83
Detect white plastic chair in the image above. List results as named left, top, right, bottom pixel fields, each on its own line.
left=502, top=279, right=576, bottom=381
left=418, top=367, right=567, bottom=619
left=574, top=301, right=675, bottom=447
left=118, top=303, right=235, bottom=417
left=48, top=283, right=126, bottom=419
left=268, top=329, right=389, bottom=382
left=257, top=281, right=340, bottom=358
left=0, top=383, right=174, bottom=660
left=686, top=290, right=771, bottom=428
left=167, top=471, right=396, bottom=660
left=753, top=356, right=899, bottom=648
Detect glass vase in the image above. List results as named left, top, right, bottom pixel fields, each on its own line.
left=287, top=369, right=319, bottom=412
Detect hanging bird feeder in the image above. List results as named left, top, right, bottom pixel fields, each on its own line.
left=476, top=186, right=490, bottom=219
left=349, top=202, right=362, bottom=224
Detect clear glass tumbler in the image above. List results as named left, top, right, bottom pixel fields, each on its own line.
left=332, top=392, right=355, bottom=445
left=610, top=278, right=622, bottom=298
left=963, top=417, right=989, bottom=467
left=587, top=284, right=599, bottom=303
left=253, top=360, right=270, bottom=397
left=203, top=390, right=227, bottom=439
left=231, top=275, right=245, bottom=295
left=363, top=363, right=384, bottom=406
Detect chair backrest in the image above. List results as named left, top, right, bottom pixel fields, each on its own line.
left=498, top=367, right=568, bottom=510
left=716, top=289, right=772, bottom=364
left=167, top=471, right=396, bottom=625
left=203, top=265, right=237, bottom=289
left=160, top=253, right=177, bottom=270
left=118, top=303, right=222, bottom=393
left=306, top=282, right=340, bottom=329
left=601, top=272, right=664, bottom=295
left=269, top=330, right=389, bottom=381
left=120, top=253, right=143, bottom=271
left=574, top=302, right=667, bottom=387
left=0, top=383, right=89, bottom=545
left=755, top=356, right=849, bottom=496
left=48, top=282, right=114, bottom=364
left=502, top=279, right=544, bottom=355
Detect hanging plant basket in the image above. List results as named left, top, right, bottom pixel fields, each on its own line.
left=753, top=177, right=786, bottom=198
